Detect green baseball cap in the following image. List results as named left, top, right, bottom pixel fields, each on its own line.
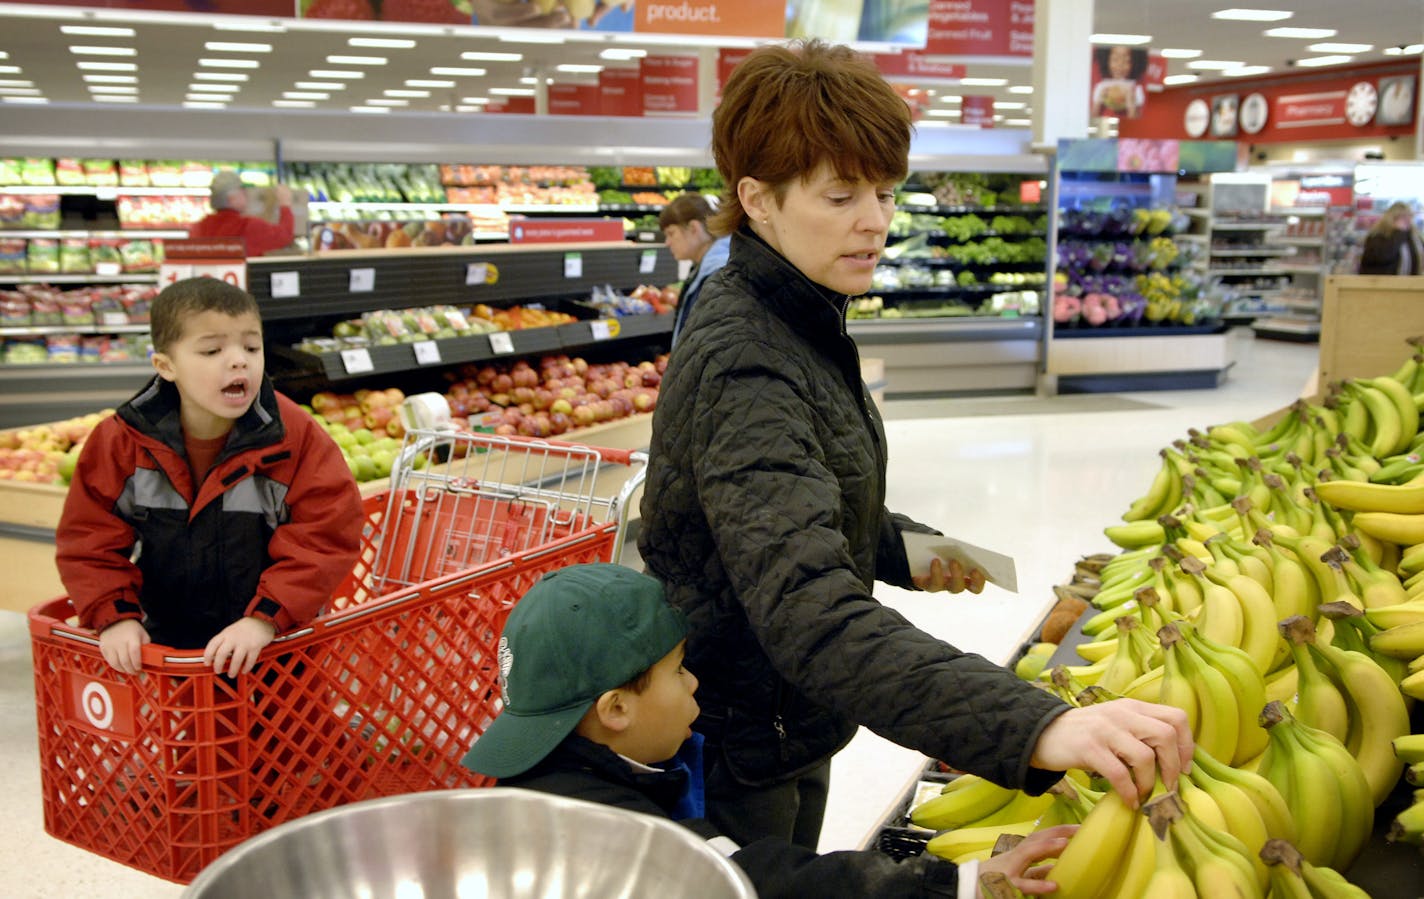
left=461, top=563, right=688, bottom=779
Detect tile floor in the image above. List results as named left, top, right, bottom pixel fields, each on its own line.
left=0, top=328, right=1321, bottom=897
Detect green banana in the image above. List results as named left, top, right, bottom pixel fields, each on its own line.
left=1279, top=616, right=1350, bottom=745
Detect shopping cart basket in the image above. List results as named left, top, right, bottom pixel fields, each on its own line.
left=29, top=430, right=646, bottom=884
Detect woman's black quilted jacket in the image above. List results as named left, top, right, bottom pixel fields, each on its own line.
left=638, top=228, right=1069, bottom=790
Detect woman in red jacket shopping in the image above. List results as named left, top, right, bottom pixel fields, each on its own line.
left=190, top=170, right=296, bottom=258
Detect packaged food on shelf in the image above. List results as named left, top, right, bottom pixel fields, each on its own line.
left=119, top=239, right=160, bottom=273
left=13, top=194, right=60, bottom=229
left=0, top=239, right=25, bottom=275
left=2, top=338, right=47, bottom=364
left=45, top=333, right=80, bottom=363
left=0, top=194, right=23, bottom=229
left=21, top=158, right=55, bottom=187
left=0, top=290, right=29, bottom=324
left=118, top=159, right=149, bottom=187
left=58, top=239, right=90, bottom=274
left=0, top=159, right=22, bottom=187
left=26, top=239, right=58, bottom=274
left=54, top=159, right=85, bottom=187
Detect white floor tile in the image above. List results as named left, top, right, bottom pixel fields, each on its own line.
left=0, top=329, right=1321, bottom=893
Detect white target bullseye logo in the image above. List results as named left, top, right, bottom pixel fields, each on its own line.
left=80, top=681, right=115, bottom=730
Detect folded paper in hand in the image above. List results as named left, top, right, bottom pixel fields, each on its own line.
left=902, top=531, right=1018, bottom=593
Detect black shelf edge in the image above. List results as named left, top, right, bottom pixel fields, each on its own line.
left=1052, top=322, right=1227, bottom=339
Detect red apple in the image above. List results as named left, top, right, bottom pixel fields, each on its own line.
left=492, top=373, right=514, bottom=394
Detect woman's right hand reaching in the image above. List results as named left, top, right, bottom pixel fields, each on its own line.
left=977, top=824, right=1078, bottom=896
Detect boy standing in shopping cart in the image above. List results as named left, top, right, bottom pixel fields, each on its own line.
left=461, top=563, right=1076, bottom=899
left=56, top=276, right=363, bottom=676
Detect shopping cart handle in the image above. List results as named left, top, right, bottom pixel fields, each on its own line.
left=490, top=432, right=641, bottom=467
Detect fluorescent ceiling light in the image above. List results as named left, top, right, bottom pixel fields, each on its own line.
left=431, top=66, right=487, bottom=76
left=205, top=41, right=272, bottom=53
left=199, top=58, right=260, bottom=69
left=499, top=33, right=564, bottom=44
left=212, top=21, right=287, bottom=32
left=3, top=96, right=48, bottom=104
left=996, top=101, right=1027, bottom=109
left=298, top=81, right=345, bottom=90
left=0, top=79, right=33, bottom=87
left=194, top=72, right=248, bottom=81
left=406, top=79, right=455, bottom=88
left=184, top=101, right=227, bottom=109
left=283, top=91, right=330, bottom=100
left=1224, top=65, right=1273, bottom=75
left=455, top=105, right=483, bottom=112
left=1008, top=85, right=1033, bottom=94
left=384, top=89, right=430, bottom=97
left=0, top=87, right=41, bottom=96
left=1383, top=44, right=1423, bottom=55
left=938, top=95, right=963, bottom=103
left=88, top=84, right=138, bottom=93
left=519, top=76, right=538, bottom=85
left=365, top=98, right=408, bottom=106
left=1308, top=42, right=1373, bottom=53
left=1295, top=55, right=1353, bottom=66
left=76, top=61, right=136, bottom=71
left=1188, top=59, right=1246, bottom=69
left=600, top=48, right=647, bottom=61
left=1160, top=48, right=1203, bottom=58
left=273, top=100, right=315, bottom=108
left=1163, top=74, right=1200, bottom=85
left=0, top=66, right=21, bottom=74
left=1212, top=9, right=1293, bottom=21
left=959, top=77, right=1008, bottom=86
left=1090, top=33, right=1152, bottom=45
left=187, top=83, right=239, bottom=92
left=326, top=55, right=388, bottom=65
left=0, top=52, right=7, bottom=60
left=461, top=51, right=522, bottom=62
left=924, top=109, right=958, bottom=118
left=350, top=106, right=389, bottom=114
left=69, top=46, right=137, bottom=57
left=188, top=90, right=233, bottom=99
left=61, top=25, right=136, bottom=37
left=491, top=87, right=535, bottom=96
left=1005, top=118, right=1031, bottom=126
left=557, top=64, right=604, bottom=73
left=460, top=97, right=490, bottom=104
left=309, top=69, right=364, bottom=78
left=1264, top=27, right=1337, bottom=38
left=93, top=95, right=138, bottom=103
left=349, top=37, right=416, bottom=48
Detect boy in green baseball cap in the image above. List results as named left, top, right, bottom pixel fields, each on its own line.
left=462, top=563, right=1075, bottom=899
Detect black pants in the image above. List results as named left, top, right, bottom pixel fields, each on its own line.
left=703, top=749, right=832, bottom=850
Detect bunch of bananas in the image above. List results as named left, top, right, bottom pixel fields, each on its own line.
left=1001, top=335, right=1424, bottom=882
left=1260, top=839, right=1372, bottom=899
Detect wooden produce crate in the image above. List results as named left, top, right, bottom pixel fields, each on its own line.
left=1319, top=275, right=1424, bottom=387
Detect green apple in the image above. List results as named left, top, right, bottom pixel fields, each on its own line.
left=353, top=456, right=378, bottom=482
left=352, top=427, right=377, bottom=445
left=370, top=449, right=396, bottom=478
left=58, top=445, right=82, bottom=483
left=332, top=431, right=359, bottom=450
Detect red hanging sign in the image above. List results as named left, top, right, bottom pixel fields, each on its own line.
left=873, top=52, right=967, bottom=80
left=717, top=47, right=755, bottom=96
left=925, top=0, right=1034, bottom=58
left=641, top=55, right=699, bottom=116
left=548, top=83, right=602, bottom=117
left=484, top=97, right=536, bottom=116
left=509, top=219, right=625, bottom=244
left=600, top=67, right=643, bottom=118
left=961, top=95, right=995, bottom=127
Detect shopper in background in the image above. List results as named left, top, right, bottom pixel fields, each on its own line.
left=639, top=40, right=1193, bottom=850
left=56, top=278, right=363, bottom=676
left=1359, top=202, right=1424, bottom=275
left=658, top=193, right=731, bottom=344
left=190, top=171, right=297, bottom=258
left=464, top=563, right=1078, bottom=898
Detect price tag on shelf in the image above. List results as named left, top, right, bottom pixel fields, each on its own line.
left=412, top=340, right=442, bottom=366
left=466, top=262, right=488, bottom=286
left=590, top=319, right=619, bottom=341
left=269, top=271, right=300, bottom=298
left=564, top=252, right=582, bottom=279
left=488, top=331, right=515, bottom=355
left=349, top=267, right=375, bottom=293
left=95, top=262, right=123, bottom=277
left=639, top=249, right=657, bottom=274
left=99, top=311, right=129, bottom=327
left=340, top=348, right=374, bottom=375
left=96, top=187, right=117, bottom=201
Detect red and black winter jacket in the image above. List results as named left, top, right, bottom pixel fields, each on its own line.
left=56, top=375, right=363, bottom=649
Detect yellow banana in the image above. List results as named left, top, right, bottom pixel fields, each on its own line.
left=1183, top=624, right=1269, bottom=766
left=1363, top=375, right=1420, bottom=456
left=1177, top=775, right=1227, bottom=831
left=1096, top=617, right=1144, bottom=695
left=1299, top=859, right=1373, bottom=899
left=1287, top=709, right=1374, bottom=871
left=1171, top=804, right=1264, bottom=898
left=1204, top=565, right=1280, bottom=675
left=1122, top=663, right=1164, bottom=702
left=1363, top=597, right=1424, bottom=630
left=1400, top=666, right=1424, bottom=699
left=909, top=774, right=1016, bottom=831
left=1191, top=748, right=1296, bottom=844
left=1254, top=530, right=1319, bottom=625
left=964, top=787, right=1056, bottom=829
left=1185, top=763, right=1270, bottom=886
left=1368, top=619, right=1424, bottom=658
left=1208, top=421, right=1260, bottom=453
left=1124, top=451, right=1180, bottom=522
left=1158, top=624, right=1201, bottom=734
left=1309, top=639, right=1410, bottom=807
left=1314, top=476, right=1424, bottom=514
left=1096, top=808, right=1157, bottom=899
left=1259, top=840, right=1317, bottom=899
left=1176, top=627, right=1242, bottom=766
left=1045, top=788, right=1138, bottom=899
left=924, top=817, right=1036, bottom=863
left=1257, top=702, right=1343, bottom=868
left=1352, top=510, right=1424, bottom=546
left=1104, top=520, right=1165, bottom=550
left=1140, top=814, right=1199, bottom=899
left=1280, top=616, right=1350, bottom=744
left=1264, top=664, right=1299, bottom=705
left=1351, top=380, right=1404, bottom=458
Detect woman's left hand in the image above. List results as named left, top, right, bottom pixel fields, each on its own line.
left=977, top=824, right=1078, bottom=896
left=913, top=556, right=986, bottom=594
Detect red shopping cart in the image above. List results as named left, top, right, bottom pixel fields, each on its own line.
left=29, top=430, right=646, bottom=883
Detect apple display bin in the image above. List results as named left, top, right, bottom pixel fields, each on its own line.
left=29, top=430, right=647, bottom=884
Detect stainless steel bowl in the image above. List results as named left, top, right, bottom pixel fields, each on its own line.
left=182, top=787, right=758, bottom=898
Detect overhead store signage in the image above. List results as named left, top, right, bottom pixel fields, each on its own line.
left=600, top=67, right=643, bottom=117
left=1090, top=46, right=1149, bottom=119
left=873, top=53, right=967, bottom=81
left=1117, top=61, right=1420, bottom=144
left=509, top=219, right=624, bottom=244
left=638, top=0, right=783, bottom=37
left=549, top=83, right=602, bottom=117
left=717, top=47, right=755, bottom=96
left=641, top=55, right=698, bottom=116
left=786, top=0, right=927, bottom=45
left=961, top=95, right=995, bottom=127
left=1270, top=176, right=1354, bottom=209
left=1057, top=139, right=1237, bottom=174
left=924, top=0, right=1034, bottom=58
left=17, top=0, right=290, bottom=13
left=483, top=97, right=536, bottom=116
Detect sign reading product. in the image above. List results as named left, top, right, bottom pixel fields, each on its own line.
left=510, top=219, right=624, bottom=245
left=925, top=0, right=1035, bottom=58
left=641, top=55, right=699, bottom=115
left=638, top=0, right=783, bottom=37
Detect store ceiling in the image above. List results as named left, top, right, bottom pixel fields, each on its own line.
left=0, top=1, right=1418, bottom=125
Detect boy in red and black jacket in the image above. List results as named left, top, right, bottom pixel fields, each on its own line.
left=56, top=277, right=362, bottom=676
